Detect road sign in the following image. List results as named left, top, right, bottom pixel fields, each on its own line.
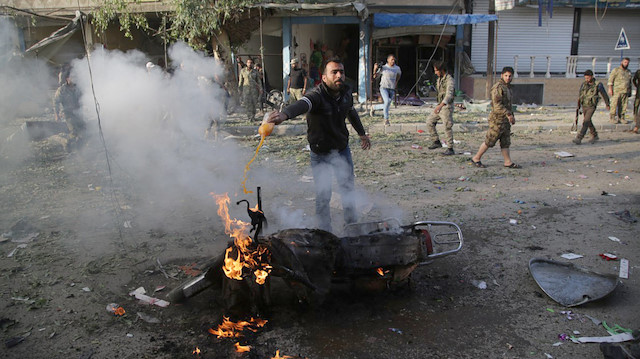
left=615, top=28, right=630, bottom=50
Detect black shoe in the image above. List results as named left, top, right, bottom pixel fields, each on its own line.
left=428, top=140, right=442, bottom=150
left=442, top=147, right=455, bottom=156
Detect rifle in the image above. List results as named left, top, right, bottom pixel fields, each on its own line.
left=571, top=108, right=580, bottom=132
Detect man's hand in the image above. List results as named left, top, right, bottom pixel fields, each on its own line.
left=267, top=111, right=288, bottom=125
left=608, top=86, right=613, bottom=97
left=508, top=114, right=515, bottom=125
left=359, top=135, right=371, bottom=150
left=434, top=103, right=444, bottom=115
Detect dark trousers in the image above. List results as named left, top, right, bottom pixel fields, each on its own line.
left=578, top=106, right=597, bottom=139
left=310, top=146, right=357, bottom=232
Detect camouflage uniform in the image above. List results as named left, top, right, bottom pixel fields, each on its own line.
left=426, top=72, right=455, bottom=147
left=238, top=67, right=261, bottom=121
left=53, top=82, right=84, bottom=138
left=485, top=79, right=513, bottom=148
left=576, top=79, right=609, bottom=141
left=607, top=65, right=632, bottom=123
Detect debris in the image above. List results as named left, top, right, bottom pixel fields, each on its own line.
left=554, top=151, right=574, bottom=158
left=561, top=253, right=583, bottom=260
left=137, top=312, right=161, bottom=324
left=5, top=336, right=25, bottom=348
left=619, top=259, right=629, bottom=279
left=82, top=287, right=91, bottom=292
left=388, top=327, right=403, bottom=334
left=601, top=191, right=616, bottom=196
left=509, top=219, right=518, bottom=225
left=514, top=199, right=526, bottom=204
left=585, top=315, right=602, bottom=326
left=126, top=333, right=134, bottom=338
left=599, top=253, right=618, bottom=261
left=154, top=285, right=166, bottom=293
left=608, top=236, right=621, bottom=243
left=610, top=210, right=637, bottom=223
left=458, top=176, right=470, bottom=181
left=558, top=333, right=570, bottom=341
left=106, top=303, right=126, bottom=316
left=471, top=280, right=487, bottom=289
left=299, top=175, right=313, bottom=183
left=411, top=144, right=422, bottom=149
left=529, top=258, right=620, bottom=307
left=544, top=353, right=553, bottom=359
left=7, top=244, right=28, bottom=257
left=129, top=287, right=170, bottom=307
left=575, top=332, right=634, bottom=344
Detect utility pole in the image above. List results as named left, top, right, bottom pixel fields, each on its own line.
left=485, top=0, right=496, bottom=99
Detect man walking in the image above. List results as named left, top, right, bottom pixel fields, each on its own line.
left=607, top=57, right=632, bottom=124
left=573, top=70, right=610, bottom=145
left=53, top=69, right=84, bottom=149
left=238, top=58, right=261, bottom=121
left=471, top=67, right=520, bottom=169
left=287, top=58, right=307, bottom=104
left=267, top=58, right=371, bottom=232
left=426, top=61, right=455, bottom=155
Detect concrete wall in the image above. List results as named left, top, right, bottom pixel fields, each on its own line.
left=466, top=75, right=584, bottom=105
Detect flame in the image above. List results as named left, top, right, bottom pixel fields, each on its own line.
left=192, top=347, right=201, bottom=355
left=234, top=342, right=251, bottom=352
left=209, top=316, right=267, bottom=339
left=211, top=193, right=272, bottom=284
left=114, top=306, right=126, bottom=316
left=376, top=267, right=384, bottom=276
left=272, top=350, right=296, bottom=359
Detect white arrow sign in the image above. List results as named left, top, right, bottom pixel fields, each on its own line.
left=615, top=28, right=630, bottom=50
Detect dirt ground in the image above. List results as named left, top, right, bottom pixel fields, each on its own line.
left=1, top=108, right=639, bottom=359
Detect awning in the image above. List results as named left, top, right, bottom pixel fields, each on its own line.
left=24, top=12, right=82, bottom=60
left=373, top=13, right=498, bottom=28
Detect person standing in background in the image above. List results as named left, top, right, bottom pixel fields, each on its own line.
left=373, top=54, right=401, bottom=126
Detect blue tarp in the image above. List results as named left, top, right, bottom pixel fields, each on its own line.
left=373, top=14, right=498, bottom=28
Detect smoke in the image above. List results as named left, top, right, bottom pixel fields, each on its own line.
left=0, top=17, right=56, bottom=161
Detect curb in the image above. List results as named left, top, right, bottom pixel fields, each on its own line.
left=225, top=122, right=635, bottom=137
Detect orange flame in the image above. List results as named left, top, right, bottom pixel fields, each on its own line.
left=114, top=306, right=126, bottom=316
left=272, top=350, right=296, bottom=359
left=211, top=193, right=272, bottom=284
left=192, top=347, right=201, bottom=355
left=376, top=267, right=384, bottom=276
left=234, top=342, right=251, bottom=352
left=208, top=316, right=268, bottom=339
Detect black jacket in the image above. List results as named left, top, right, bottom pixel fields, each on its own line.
left=282, top=83, right=366, bottom=154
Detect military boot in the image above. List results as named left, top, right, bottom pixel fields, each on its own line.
left=428, top=140, right=442, bottom=150
left=572, top=137, right=582, bottom=145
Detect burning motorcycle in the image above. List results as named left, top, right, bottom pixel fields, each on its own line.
left=167, top=188, right=463, bottom=313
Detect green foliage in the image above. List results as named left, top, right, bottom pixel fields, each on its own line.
left=92, top=0, right=266, bottom=49
left=92, top=0, right=150, bottom=39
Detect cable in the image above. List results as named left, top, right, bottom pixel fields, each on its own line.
left=395, top=2, right=459, bottom=106
left=76, top=4, right=126, bottom=247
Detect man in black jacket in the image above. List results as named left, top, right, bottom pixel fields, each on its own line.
left=267, top=58, right=371, bottom=232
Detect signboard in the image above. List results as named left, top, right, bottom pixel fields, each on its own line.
left=615, top=28, right=631, bottom=50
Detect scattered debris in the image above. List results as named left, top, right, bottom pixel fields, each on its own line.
left=599, top=253, right=618, bottom=261
left=529, top=258, right=620, bottom=307
left=575, top=332, right=634, bottom=344
left=411, top=144, right=422, bottom=149
left=5, top=336, right=25, bottom=348
left=619, top=259, right=629, bottom=279
left=129, top=287, right=170, bottom=307
left=561, top=253, right=583, bottom=260
left=509, top=219, right=518, bottom=225
left=388, top=327, right=403, bottom=334
left=471, top=280, right=487, bottom=289
left=7, top=244, right=28, bottom=258
left=554, top=151, right=574, bottom=158
left=106, top=303, right=126, bottom=316
left=601, top=191, right=616, bottom=196
left=608, top=236, right=621, bottom=243
left=610, top=210, right=637, bottom=223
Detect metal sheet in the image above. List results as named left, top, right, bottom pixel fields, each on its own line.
left=529, top=258, right=620, bottom=307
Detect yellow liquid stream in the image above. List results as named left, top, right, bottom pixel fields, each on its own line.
left=240, top=122, right=274, bottom=194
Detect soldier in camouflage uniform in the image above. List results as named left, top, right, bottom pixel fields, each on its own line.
left=53, top=70, right=84, bottom=146
left=607, top=57, right=632, bottom=124
left=238, top=58, right=261, bottom=121
left=573, top=70, right=610, bottom=145
left=426, top=61, right=455, bottom=155
left=470, top=67, right=520, bottom=169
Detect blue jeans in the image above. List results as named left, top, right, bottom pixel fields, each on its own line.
left=380, top=87, right=395, bottom=120
left=310, top=146, right=357, bottom=232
